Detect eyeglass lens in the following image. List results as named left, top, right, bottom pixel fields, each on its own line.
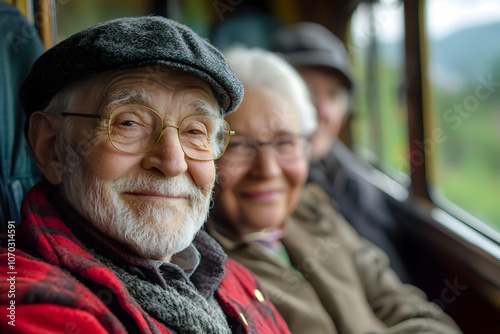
left=108, top=105, right=230, bottom=160
left=223, top=134, right=306, bottom=162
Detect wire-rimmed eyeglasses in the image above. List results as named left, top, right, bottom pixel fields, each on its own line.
left=61, top=104, right=234, bottom=161
left=221, top=133, right=309, bottom=163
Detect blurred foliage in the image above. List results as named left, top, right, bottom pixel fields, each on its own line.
left=350, top=28, right=409, bottom=180
left=351, top=13, right=500, bottom=232
left=431, top=76, right=500, bottom=231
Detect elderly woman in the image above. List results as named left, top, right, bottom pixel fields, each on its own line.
left=207, top=47, right=461, bottom=334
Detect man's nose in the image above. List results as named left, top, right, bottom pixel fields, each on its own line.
left=141, top=127, right=188, bottom=177
left=315, top=96, right=334, bottom=122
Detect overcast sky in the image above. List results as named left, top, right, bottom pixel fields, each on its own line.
left=426, top=0, right=500, bottom=39
left=351, top=0, right=500, bottom=44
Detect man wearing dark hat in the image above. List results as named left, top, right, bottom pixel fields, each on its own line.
left=270, top=22, right=353, bottom=163
left=0, top=16, right=289, bottom=333
left=270, top=22, right=410, bottom=281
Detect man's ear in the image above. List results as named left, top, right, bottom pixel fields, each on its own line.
left=28, top=112, right=65, bottom=185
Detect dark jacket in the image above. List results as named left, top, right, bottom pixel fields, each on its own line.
left=309, top=141, right=410, bottom=281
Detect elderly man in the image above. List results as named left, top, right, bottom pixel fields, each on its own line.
left=0, top=16, right=289, bottom=333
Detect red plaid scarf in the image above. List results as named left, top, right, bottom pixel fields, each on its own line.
left=0, top=180, right=290, bottom=333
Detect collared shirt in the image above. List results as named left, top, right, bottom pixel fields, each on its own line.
left=150, top=244, right=202, bottom=279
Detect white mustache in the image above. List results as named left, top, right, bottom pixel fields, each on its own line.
left=110, top=174, right=205, bottom=200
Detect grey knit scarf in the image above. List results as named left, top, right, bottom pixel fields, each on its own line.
left=87, top=247, right=231, bottom=334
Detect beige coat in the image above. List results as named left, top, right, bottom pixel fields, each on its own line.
left=208, top=183, right=461, bottom=334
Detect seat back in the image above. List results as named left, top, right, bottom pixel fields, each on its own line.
left=0, top=2, right=44, bottom=228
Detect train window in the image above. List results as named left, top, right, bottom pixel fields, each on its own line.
left=349, top=0, right=409, bottom=182
left=55, top=0, right=157, bottom=42
left=55, top=0, right=219, bottom=44
left=424, top=0, right=500, bottom=234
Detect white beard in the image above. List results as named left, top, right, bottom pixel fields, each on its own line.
left=61, top=165, right=212, bottom=261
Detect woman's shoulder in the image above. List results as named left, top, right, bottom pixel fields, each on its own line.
left=289, top=183, right=363, bottom=248
left=293, top=183, right=344, bottom=227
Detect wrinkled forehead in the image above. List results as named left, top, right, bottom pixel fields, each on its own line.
left=78, top=67, right=220, bottom=116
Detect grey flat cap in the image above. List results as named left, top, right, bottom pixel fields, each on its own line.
left=20, top=16, right=243, bottom=117
left=269, top=22, right=353, bottom=90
